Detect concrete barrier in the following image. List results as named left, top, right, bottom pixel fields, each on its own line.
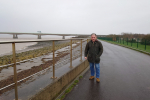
left=30, top=60, right=89, bottom=100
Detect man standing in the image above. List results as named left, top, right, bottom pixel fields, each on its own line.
left=84, top=33, right=103, bottom=83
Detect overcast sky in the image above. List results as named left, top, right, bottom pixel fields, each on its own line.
left=0, top=0, right=150, bottom=37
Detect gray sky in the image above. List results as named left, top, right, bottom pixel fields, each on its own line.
left=0, top=0, right=150, bottom=37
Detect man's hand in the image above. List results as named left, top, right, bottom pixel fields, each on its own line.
left=85, top=57, right=87, bottom=59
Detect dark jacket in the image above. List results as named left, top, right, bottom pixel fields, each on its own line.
left=84, top=39, right=103, bottom=63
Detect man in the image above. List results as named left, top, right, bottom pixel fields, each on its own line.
left=84, top=33, right=103, bottom=83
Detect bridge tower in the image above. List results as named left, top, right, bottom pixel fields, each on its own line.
left=13, top=34, right=18, bottom=39
left=37, top=31, right=42, bottom=39
left=62, top=35, right=65, bottom=39
left=38, top=35, right=41, bottom=39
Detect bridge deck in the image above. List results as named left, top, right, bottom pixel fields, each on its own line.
left=64, top=40, right=150, bottom=100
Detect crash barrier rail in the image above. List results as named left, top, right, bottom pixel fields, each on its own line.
left=0, top=38, right=90, bottom=100
left=98, top=37, right=150, bottom=53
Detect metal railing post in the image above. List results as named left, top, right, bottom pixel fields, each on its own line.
left=137, top=38, right=138, bottom=48
left=12, top=42, right=18, bottom=100
left=131, top=38, right=133, bottom=46
left=120, top=38, right=121, bottom=44
left=51, top=40, right=57, bottom=79
left=145, top=40, right=146, bottom=50
left=70, top=40, right=73, bottom=67
left=80, top=39, right=82, bottom=62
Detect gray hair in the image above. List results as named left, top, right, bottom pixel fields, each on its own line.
left=91, top=33, right=96, bottom=36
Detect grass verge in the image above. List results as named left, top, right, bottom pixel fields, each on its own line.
left=56, top=76, right=82, bottom=100
left=99, top=39, right=150, bottom=55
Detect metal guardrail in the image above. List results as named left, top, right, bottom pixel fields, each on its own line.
left=0, top=38, right=90, bottom=100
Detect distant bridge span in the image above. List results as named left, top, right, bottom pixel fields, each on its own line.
left=0, top=32, right=107, bottom=39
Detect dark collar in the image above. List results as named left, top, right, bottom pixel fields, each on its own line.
left=91, top=39, right=98, bottom=43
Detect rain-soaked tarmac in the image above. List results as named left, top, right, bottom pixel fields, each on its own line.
left=64, top=40, right=150, bottom=100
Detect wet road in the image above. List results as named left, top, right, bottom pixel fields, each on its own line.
left=64, top=40, right=150, bottom=100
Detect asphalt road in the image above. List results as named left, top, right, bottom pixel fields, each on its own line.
left=64, top=40, right=150, bottom=100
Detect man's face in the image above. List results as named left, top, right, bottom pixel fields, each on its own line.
left=91, top=35, right=97, bottom=42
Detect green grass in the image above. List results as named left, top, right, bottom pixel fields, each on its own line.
left=79, top=76, right=83, bottom=79
left=100, top=39, right=150, bottom=53
left=57, top=77, right=83, bottom=100
left=58, top=79, right=80, bottom=100
left=60, top=95, right=65, bottom=99
left=74, top=80, right=79, bottom=83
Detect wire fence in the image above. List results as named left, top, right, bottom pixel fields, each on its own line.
left=98, top=37, right=150, bottom=53
left=0, top=38, right=89, bottom=100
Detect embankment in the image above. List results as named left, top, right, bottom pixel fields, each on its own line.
left=30, top=60, right=89, bottom=100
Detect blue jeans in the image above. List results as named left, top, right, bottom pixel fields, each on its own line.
left=89, top=63, right=100, bottom=78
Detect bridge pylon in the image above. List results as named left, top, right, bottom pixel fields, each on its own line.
left=38, top=35, right=41, bottom=39
left=62, top=36, right=65, bottom=39
left=13, top=34, right=18, bottom=39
